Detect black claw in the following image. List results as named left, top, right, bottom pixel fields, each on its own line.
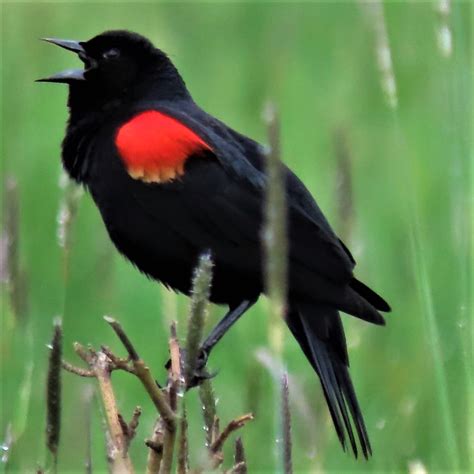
left=164, top=345, right=215, bottom=389
left=186, top=368, right=219, bottom=389
left=196, top=348, right=209, bottom=368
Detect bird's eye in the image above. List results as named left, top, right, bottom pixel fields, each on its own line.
left=103, top=48, right=120, bottom=60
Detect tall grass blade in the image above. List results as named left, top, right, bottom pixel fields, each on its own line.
left=263, top=102, right=287, bottom=354
left=280, top=373, right=292, bottom=474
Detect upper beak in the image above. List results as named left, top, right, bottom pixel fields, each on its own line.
left=36, top=37, right=87, bottom=84
left=41, top=38, right=85, bottom=54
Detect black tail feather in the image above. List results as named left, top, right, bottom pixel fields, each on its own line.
left=350, top=278, right=391, bottom=312
left=337, top=367, right=372, bottom=458
left=287, top=301, right=372, bottom=458
left=300, top=314, right=359, bottom=457
left=344, top=287, right=387, bottom=326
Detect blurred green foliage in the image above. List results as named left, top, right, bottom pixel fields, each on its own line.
left=1, top=1, right=472, bottom=472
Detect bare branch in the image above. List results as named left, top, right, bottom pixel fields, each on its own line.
left=73, top=342, right=94, bottom=365
left=58, top=306, right=256, bottom=473
left=104, top=316, right=140, bottom=361
left=159, top=324, right=182, bottom=474
left=62, top=360, right=95, bottom=377
left=118, top=406, right=141, bottom=452
left=211, top=415, right=220, bottom=447
left=118, top=413, right=129, bottom=438
left=145, top=418, right=165, bottom=474
left=210, top=414, right=254, bottom=454
left=104, top=316, right=176, bottom=430
left=94, top=351, right=134, bottom=473
left=168, top=321, right=182, bottom=411
left=136, top=359, right=176, bottom=432
left=128, top=406, right=142, bottom=441
left=169, top=322, right=181, bottom=379
left=101, top=346, right=135, bottom=374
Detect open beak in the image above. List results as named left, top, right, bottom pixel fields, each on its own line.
left=36, top=38, right=87, bottom=84
left=41, top=38, right=85, bottom=53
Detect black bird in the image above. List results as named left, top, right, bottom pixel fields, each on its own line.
left=38, top=30, right=390, bottom=458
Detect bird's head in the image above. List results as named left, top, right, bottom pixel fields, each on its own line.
left=38, top=30, right=189, bottom=118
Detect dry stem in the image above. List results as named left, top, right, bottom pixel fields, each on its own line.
left=71, top=344, right=134, bottom=474
left=210, top=414, right=254, bottom=454
left=158, top=324, right=182, bottom=474
left=146, top=418, right=165, bottom=474
left=104, top=316, right=176, bottom=431
left=204, top=413, right=254, bottom=469
left=95, top=352, right=134, bottom=473
left=61, top=314, right=253, bottom=473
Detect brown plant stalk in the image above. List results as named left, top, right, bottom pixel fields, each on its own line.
left=59, top=293, right=254, bottom=472
left=71, top=343, right=134, bottom=473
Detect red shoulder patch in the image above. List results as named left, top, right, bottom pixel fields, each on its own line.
left=115, top=110, right=212, bottom=183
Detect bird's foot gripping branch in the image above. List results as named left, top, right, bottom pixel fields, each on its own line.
left=54, top=317, right=252, bottom=474
left=45, top=254, right=253, bottom=474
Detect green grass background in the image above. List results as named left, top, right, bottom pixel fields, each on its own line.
left=1, top=1, right=472, bottom=472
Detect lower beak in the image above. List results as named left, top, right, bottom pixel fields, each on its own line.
left=36, top=69, right=86, bottom=83
left=37, top=37, right=86, bottom=84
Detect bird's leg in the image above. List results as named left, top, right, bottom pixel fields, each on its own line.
left=185, top=298, right=257, bottom=388
left=201, top=299, right=257, bottom=355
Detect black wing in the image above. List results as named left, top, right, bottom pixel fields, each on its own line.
left=148, top=103, right=355, bottom=278
left=126, top=102, right=388, bottom=317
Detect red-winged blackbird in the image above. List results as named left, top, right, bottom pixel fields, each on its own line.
left=39, top=30, right=390, bottom=459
